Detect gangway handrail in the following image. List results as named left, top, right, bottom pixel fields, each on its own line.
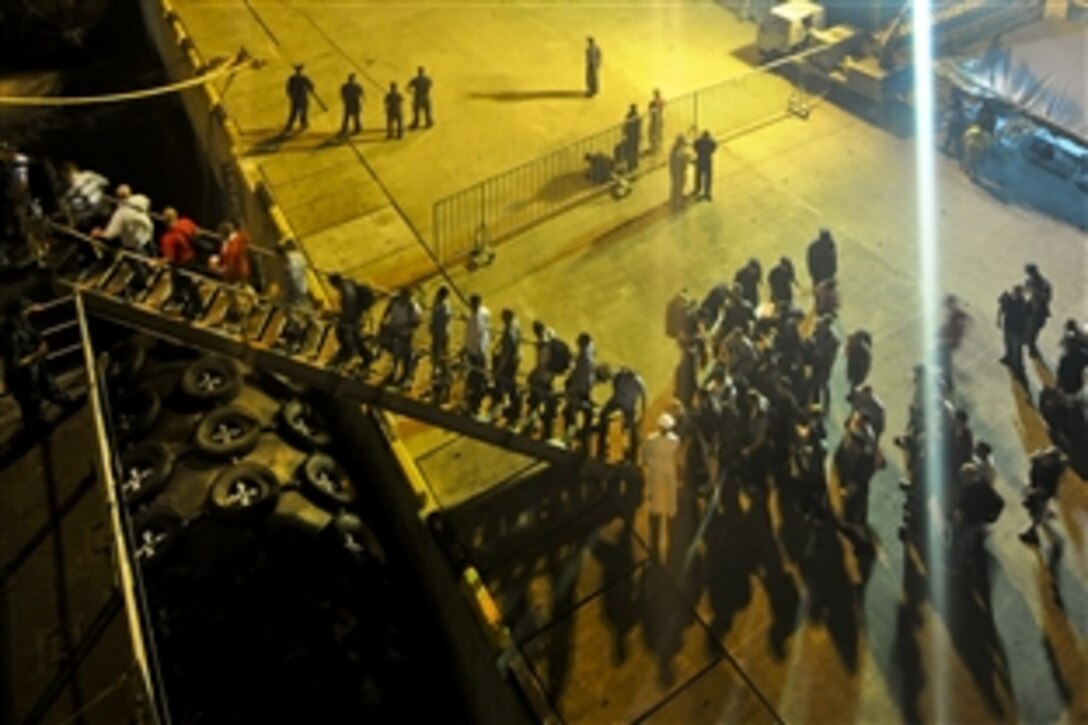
left=74, top=293, right=171, bottom=724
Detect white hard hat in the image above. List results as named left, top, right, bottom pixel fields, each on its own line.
left=658, top=413, right=675, bottom=430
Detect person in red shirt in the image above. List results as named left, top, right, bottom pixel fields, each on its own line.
left=212, top=221, right=254, bottom=331
left=159, top=207, right=203, bottom=319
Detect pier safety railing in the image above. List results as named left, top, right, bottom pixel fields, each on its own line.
left=431, top=55, right=829, bottom=268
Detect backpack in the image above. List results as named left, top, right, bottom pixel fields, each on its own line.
left=548, top=337, right=572, bottom=374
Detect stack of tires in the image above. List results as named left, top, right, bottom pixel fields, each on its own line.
left=107, top=338, right=372, bottom=574
left=104, top=335, right=419, bottom=721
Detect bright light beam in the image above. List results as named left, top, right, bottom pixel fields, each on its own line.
left=910, top=0, right=948, bottom=720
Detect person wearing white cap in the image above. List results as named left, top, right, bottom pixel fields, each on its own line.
left=641, top=412, right=681, bottom=563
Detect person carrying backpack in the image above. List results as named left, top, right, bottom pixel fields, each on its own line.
left=563, top=332, right=596, bottom=447
left=596, top=366, right=647, bottom=462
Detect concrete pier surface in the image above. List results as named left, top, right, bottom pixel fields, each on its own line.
left=159, top=1, right=1086, bottom=722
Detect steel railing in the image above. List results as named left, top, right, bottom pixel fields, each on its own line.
left=431, top=54, right=825, bottom=268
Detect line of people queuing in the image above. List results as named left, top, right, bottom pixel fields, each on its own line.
left=8, top=148, right=655, bottom=461
left=322, top=274, right=649, bottom=462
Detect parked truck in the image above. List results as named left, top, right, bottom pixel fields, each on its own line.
left=758, top=0, right=1046, bottom=120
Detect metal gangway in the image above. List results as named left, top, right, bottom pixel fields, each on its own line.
left=43, top=222, right=634, bottom=477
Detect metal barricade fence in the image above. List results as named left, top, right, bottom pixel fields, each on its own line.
left=432, top=58, right=821, bottom=269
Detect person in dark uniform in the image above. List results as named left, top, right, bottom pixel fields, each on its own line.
left=767, top=255, right=798, bottom=307
left=621, top=104, right=642, bottom=171
left=284, top=64, right=315, bottom=134
left=585, top=37, right=602, bottom=97
left=407, top=66, right=433, bottom=129
left=996, top=284, right=1028, bottom=378
left=339, top=73, right=364, bottom=136
left=805, top=228, right=837, bottom=288
left=1023, top=263, right=1052, bottom=359
left=692, top=130, right=717, bottom=201
left=385, top=82, right=404, bottom=139
left=733, top=258, right=762, bottom=308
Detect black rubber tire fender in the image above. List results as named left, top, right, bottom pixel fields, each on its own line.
left=207, top=462, right=280, bottom=524
left=330, top=511, right=386, bottom=566
left=106, top=338, right=148, bottom=384
left=279, top=398, right=333, bottom=451
left=119, top=441, right=174, bottom=506
left=179, top=355, right=242, bottom=405
left=131, top=508, right=183, bottom=570
left=112, top=386, right=162, bottom=440
left=300, top=453, right=357, bottom=509
left=193, top=406, right=262, bottom=460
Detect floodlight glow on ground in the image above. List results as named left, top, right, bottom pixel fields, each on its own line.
left=911, top=0, right=948, bottom=720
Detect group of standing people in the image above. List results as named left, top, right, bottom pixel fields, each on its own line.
left=644, top=229, right=890, bottom=548
left=284, top=64, right=434, bottom=140
left=669, top=131, right=718, bottom=209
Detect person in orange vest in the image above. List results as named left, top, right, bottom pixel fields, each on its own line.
left=211, top=221, right=253, bottom=331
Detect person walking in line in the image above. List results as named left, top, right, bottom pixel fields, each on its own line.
left=284, top=64, right=315, bottom=134
left=91, top=184, right=154, bottom=295
left=563, top=332, right=596, bottom=447
left=385, top=82, right=404, bottom=140
left=463, top=293, right=491, bottom=415
left=407, top=66, right=434, bottom=129
left=692, top=130, right=717, bottom=201
left=339, top=73, right=364, bottom=136
left=490, top=308, right=522, bottom=424
left=596, top=365, right=647, bottom=462
left=158, top=207, right=203, bottom=319
left=328, top=273, right=376, bottom=373
left=647, top=89, right=665, bottom=154
left=642, top=412, right=681, bottom=563
left=584, top=37, right=602, bottom=97
left=274, top=238, right=312, bottom=354
left=622, top=104, right=642, bottom=171
left=668, top=135, right=691, bottom=211
left=429, top=286, right=453, bottom=402
left=380, top=286, right=423, bottom=387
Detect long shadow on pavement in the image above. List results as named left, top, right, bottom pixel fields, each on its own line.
left=468, top=90, right=587, bottom=102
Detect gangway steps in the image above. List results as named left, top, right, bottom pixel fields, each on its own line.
left=46, top=227, right=633, bottom=479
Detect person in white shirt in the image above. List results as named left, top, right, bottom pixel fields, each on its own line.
left=642, top=413, right=681, bottom=562
left=463, top=293, right=490, bottom=414
left=92, top=184, right=154, bottom=293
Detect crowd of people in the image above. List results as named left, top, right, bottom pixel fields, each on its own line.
left=4, top=141, right=1085, bottom=557
left=641, top=227, right=1085, bottom=570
